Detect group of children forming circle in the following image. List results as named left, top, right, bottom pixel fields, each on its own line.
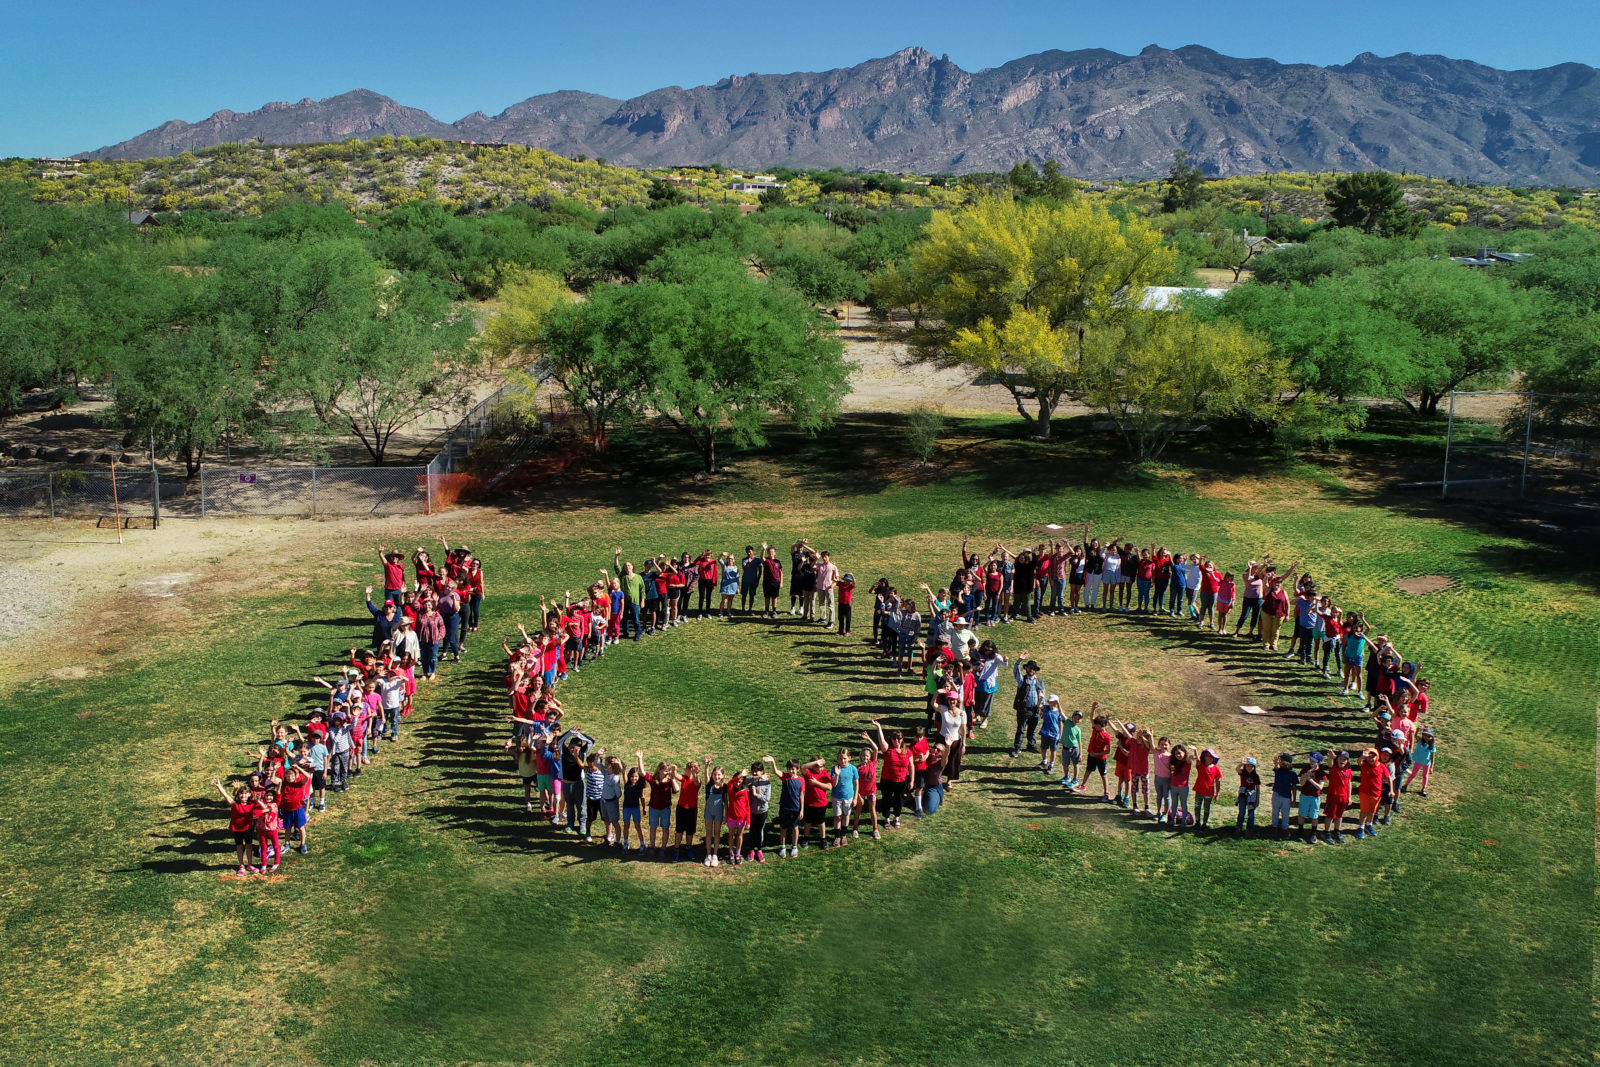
left=496, top=527, right=1442, bottom=867
left=213, top=539, right=485, bottom=875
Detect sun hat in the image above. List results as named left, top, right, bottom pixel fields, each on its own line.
left=952, top=616, right=968, bottom=626
left=1024, top=660, right=1040, bottom=672
left=1202, top=747, right=1219, bottom=761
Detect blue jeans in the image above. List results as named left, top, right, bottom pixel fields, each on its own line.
left=420, top=641, right=439, bottom=676
left=1137, top=578, right=1152, bottom=610
left=1237, top=598, right=1261, bottom=631
left=1236, top=791, right=1258, bottom=830
left=466, top=593, right=481, bottom=630
left=624, top=600, right=643, bottom=639
left=983, top=591, right=999, bottom=624
left=564, top=783, right=586, bottom=832
left=442, top=615, right=461, bottom=658
left=1049, top=579, right=1065, bottom=612
left=922, top=784, right=945, bottom=816
left=1168, top=581, right=1184, bottom=613
left=1271, top=793, right=1293, bottom=829
left=386, top=708, right=400, bottom=741
left=1153, top=579, right=1169, bottom=610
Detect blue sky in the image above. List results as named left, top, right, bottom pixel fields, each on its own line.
left=3, top=0, right=1595, bottom=157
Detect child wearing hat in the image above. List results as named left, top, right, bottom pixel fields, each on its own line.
left=837, top=573, right=855, bottom=635
left=1037, top=695, right=1063, bottom=775
left=1296, top=753, right=1329, bottom=844
left=1269, top=752, right=1297, bottom=838
left=1235, top=756, right=1261, bottom=833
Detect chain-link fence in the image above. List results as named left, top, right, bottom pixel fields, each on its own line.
left=195, top=466, right=429, bottom=517
left=1439, top=390, right=1599, bottom=509
left=0, top=468, right=162, bottom=521
left=2, top=373, right=572, bottom=522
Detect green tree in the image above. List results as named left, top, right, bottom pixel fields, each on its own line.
left=647, top=178, right=687, bottom=208
left=533, top=283, right=665, bottom=450
left=1078, top=312, right=1288, bottom=460
left=887, top=196, right=1173, bottom=439
left=646, top=273, right=848, bottom=473
left=1006, top=161, right=1041, bottom=198
left=1161, top=150, right=1205, bottom=212
left=1325, top=172, right=1422, bottom=238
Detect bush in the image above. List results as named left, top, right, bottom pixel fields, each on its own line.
left=904, top=405, right=945, bottom=465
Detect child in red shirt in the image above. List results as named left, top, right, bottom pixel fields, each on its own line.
left=673, top=759, right=702, bottom=862
left=1193, top=747, right=1223, bottom=827
left=214, top=779, right=257, bottom=874
left=254, top=788, right=283, bottom=873
left=1323, top=750, right=1354, bottom=842
left=1080, top=708, right=1113, bottom=800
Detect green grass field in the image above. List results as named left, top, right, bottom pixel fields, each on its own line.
left=1, top=414, right=1595, bottom=1065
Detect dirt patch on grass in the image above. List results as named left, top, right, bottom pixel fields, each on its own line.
left=1395, top=575, right=1452, bottom=595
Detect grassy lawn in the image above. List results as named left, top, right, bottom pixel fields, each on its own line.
left=0, top=414, right=1594, bottom=1065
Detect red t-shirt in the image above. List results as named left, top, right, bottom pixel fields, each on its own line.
left=1327, top=764, right=1353, bottom=802
left=698, top=559, right=718, bottom=582
left=911, top=737, right=930, bottom=771
left=801, top=768, right=831, bottom=808
left=1200, top=570, right=1218, bottom=593
left=984, top=570, right=1002, bottom=593
left=1169, top=757, right=1192, bottom=789
left=1130, top=738, right=1151, bottom=776
left=1087, top=729, right=1112, bottom=758
left=882, top=748, right=911, bottom=783
left=1358, top=761, right=1388, bottom=802
left=1409, top=691, right=1429, bottom=722
left=1195, top=763, right=1222, bottom=797
left=305, top=720, right=328, bottom=744
left=676, top=775, right=699, bottom=810
left=838, top=580, right=855, bottom=606
left=726, top=778, right=751, bottom=822
left=382, top=560, right=405, bottom=589
left=859, top=758, right=877, bottom=796
left=280, top=774, right=311, bottom=810
left=646, top=776, right=673, bottom=809
left=229, top=801, right=254, bottom=833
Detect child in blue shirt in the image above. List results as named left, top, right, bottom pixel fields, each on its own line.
left=1270, top=752, right=1297, bottom=837
left=1403, top=727, right=1436, bottom=797
left=829, top=750, right=859, bottom=848
left=1037, top=695, right=1064, bottom=775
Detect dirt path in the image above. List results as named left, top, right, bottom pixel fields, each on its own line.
left=834, top=306, right=1090, bottom=418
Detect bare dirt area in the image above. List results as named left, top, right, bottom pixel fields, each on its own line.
left=833, top=306, right=1089, bottom=419
left=1395, top=575, right=1453, bottom=595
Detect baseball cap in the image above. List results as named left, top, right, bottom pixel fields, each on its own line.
left=1389, top=729, right=1405, bottom=740
left=1070, top=709, right=1083, bottom=719
left=1244, top=756, right=1258, bottom=766
left=1048, top=694, right=1060, bottom=705
left=1278, top=751, right=1294, bottom=763
left=1309, top=751, right=1325, bottom=763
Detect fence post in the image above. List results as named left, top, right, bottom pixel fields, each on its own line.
left=199, top=467, right=206, bottom=518
left=1519, top=393, right=1535, bottom=499
left=1440, top=391, right=1456, bottom=499
left=311, top=468, right=318, bottom=517
left=426, top=462, right=433, bottom=515
left=152, top=464, right=161, bottom=527
left=48, top=472, right=54, bottom=519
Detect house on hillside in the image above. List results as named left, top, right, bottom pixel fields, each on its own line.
left=1451, top=247, right=1535, bottom=267
left=124, top=211, right=160, bottom=227
left=729, top=180, right=786, bottom=192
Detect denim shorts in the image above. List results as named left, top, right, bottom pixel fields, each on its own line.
left=622, top=806, right=641, bottom=823
left=601, top=798, right=620, bottom=823
left=1298, top=795, right=1322, bottom=819
left=648, top=807, right=670, bottom=830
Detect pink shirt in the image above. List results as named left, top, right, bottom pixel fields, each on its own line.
left=815, top=562, right=838, bottom=592
left=1153, top=752, right=1172, bottom=778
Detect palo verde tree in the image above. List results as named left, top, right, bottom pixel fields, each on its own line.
left=887, top=196, right=1173, bottom=440
left=1078, top=311, right=1288, bottom=460
left=530, top=281, right=665, bottom=451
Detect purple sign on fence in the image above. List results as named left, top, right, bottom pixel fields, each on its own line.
left=239, top=473, right=257, bottom=484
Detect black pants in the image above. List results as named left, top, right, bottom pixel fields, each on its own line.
left=1014, top=708, right=1039, bottom=753
left=880, top=779, right=907, bottom=820
left=973, top=688, right=995, bottom=726
left=747, top=810, right=767, bottom=852
left=697, top=579, right=714, bottom=614
left=838, top=603, right=852, bottom=634
left=872, top=609, right=883, bottom=641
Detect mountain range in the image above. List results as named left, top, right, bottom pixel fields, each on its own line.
left=79, top=45, right=1600, bottom=184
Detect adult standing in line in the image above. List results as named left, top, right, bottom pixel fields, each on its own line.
left=364, top=587, right=400, bottom=649
left=438, top=581, right=463, bottom=663
left=416, top=597, right=444, bottom=681
left=1010, top=653, right=1046, bottom=758
left=1260, top=574, right=1290, bottom=652
left=815, top=550, right=840, bottom=631
left=378, top=545, right=406, bottom=605
left=613, top=551, right=646, bottom=641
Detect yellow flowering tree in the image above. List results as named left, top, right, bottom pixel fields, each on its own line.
left=888, top=196, right=1172, bottom=439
